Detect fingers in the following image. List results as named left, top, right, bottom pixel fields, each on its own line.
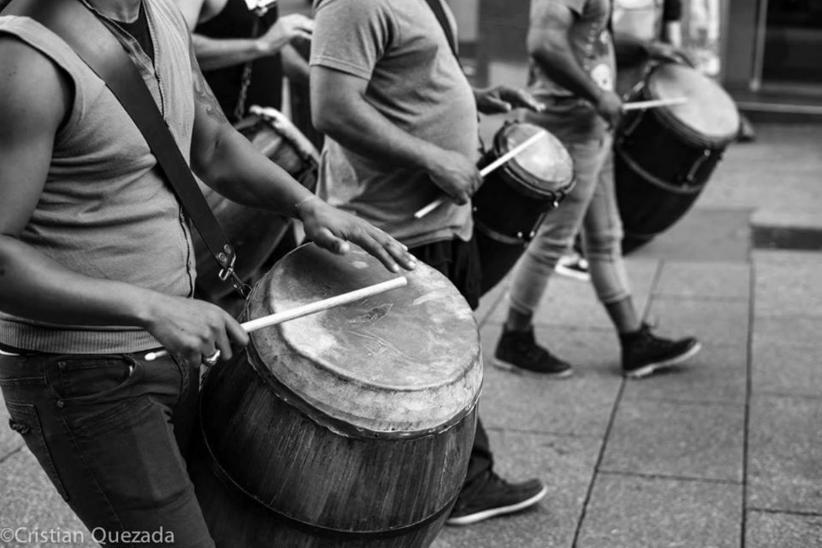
left=483, top=96, right=513, bottom=114
left=312, top=227, right=350, bottom=255
left=513, top=89, right=544, bottom=112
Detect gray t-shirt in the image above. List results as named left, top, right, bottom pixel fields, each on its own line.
left=310, top=0, right=477, bottom=248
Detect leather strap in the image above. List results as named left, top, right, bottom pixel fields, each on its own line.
left=424, top=0, right=458, bottom=59
left=3, top=0, right=246, bottom=297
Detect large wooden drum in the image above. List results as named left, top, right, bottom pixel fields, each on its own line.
left=615, top=63, right=739, bottom=251
left=191, top=243, right=482, bottom=547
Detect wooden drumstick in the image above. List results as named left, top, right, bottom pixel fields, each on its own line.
left=622, top=97, right=688, bottom=111
left=413, top=130, right=549, bottom=220
left=144, top=276, right=408, bottom=361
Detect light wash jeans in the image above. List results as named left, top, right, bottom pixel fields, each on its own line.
left=508, top=112, right=632, bottom=315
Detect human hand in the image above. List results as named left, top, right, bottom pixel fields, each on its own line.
left=296, top=196, right=417, bottom=273
left=594, top=89, right=623, bottom=129
left=258, top=14, right=314, bottom=54
left=425, top=149, right=482, bottom=206
left=141, top=294, right=249, bottom=366
left=646, top=41, right=696, bottom=67
left=474, top=85, right=545, bottom=114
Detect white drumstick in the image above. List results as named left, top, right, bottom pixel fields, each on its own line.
left=413, top=130, right=548, bottom=220
left=144, top=276, right=408, bottom=361
left=622, top=97, right=688, bottom=111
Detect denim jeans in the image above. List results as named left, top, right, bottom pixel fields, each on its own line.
left=508, top=113, right=631, bottom=315
left=0, top=350, right=214, bottom=547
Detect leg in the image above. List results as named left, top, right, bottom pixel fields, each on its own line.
left=0, top=352, right=214, bottom=548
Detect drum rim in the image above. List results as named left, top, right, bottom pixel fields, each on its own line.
left=643, top=63, right=740, bottom=147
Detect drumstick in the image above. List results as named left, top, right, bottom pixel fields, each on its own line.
left=144, top=276, right=408, bottom=361
left=413, top=130, right=548, bottom=220
left=622, top=97, right=688, bottom=111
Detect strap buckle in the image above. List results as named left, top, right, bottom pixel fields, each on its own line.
left=216, top=245, right=250, bottom=298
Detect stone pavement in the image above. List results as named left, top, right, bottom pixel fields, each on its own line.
left=1, top=123, right=821, bottom=547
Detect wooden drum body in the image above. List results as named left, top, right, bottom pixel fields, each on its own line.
left=191, top=243, right=483, bottom=547
left=193, top=106, right=319, bottom=302
left=615, top=63, right=739, bottom=250
left=474, top=122, right=575, bottom=293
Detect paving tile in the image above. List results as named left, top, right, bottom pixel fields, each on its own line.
left=0, top=448, right=93, bottom=547
left=622, top=342, right=747, bottom=404
left=433, top=430, right=600, bottom=548
left=0, top=391, right=24, bottom=461
left=753, top=250, right=822, bottom=317
left=627, top=208, right=752, bottom=264
left=653, top=261, right=751, bottom=300
left=746, top=510, right=822, bottom=548
left=600, top=399, right=745, bottom=482
left=577, top=473, right=742, bottom=548
left=478, top=324, right=622, bottom=437
left=752, top=339, right=822, bottom=398
left=748, top=394, right=822, bottom=514
left=647, top=297, right=749, bottom=350
left=754, top=316, right=822, bottom=349
left=485, top=258, right=659, bottom=330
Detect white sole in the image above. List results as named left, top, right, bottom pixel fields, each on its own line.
left=554, top=265, right=590, bottom=282
left=446, top=485, right=548, bottom=526
left=493, top=358, right=574, bottom=378
left=623, top=341, right=703, bottom=379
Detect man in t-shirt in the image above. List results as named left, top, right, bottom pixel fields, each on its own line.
left=310, top=0, right=548, bottom=526
left=0, top=0, right=414, bottom=543
left=492, top=0, right=702, bottom=379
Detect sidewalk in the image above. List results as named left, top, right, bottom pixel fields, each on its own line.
left=1, top=123, right=820, bottom=547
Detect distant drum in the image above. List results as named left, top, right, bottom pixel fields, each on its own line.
left=615, top=63, right=739, bottom=251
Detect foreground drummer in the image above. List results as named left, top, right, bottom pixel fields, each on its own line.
left=493, top=0, right=701, bottom=378
left=310, top=0, right=547, bottom=526
left=0, top=0, right=414, bottom=543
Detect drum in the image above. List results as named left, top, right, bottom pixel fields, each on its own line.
left=474, top=121, right=575, bottom=293
left=193, top=106, right=319, bottom=303
left=190, top=243, right=482, bottom=547
left=615, top=63, right=739, bottom=250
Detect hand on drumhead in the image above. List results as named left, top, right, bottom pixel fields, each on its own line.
left=297, top=196, right=417, bottom=273
left=140, top=294, right=249, bottom=366
left=426, top=149, right=481, bottom=206
left=646, top=41, right=696, bottom=68
left=595, top=89, right=623, bottom=129
left=474, top=86, right=545, bottom=114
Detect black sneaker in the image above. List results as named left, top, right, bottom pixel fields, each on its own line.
left=446, top=471, right=547, bottom=526
left=621, top=323, right=702, bottom=379
left=494, top=327, right=573, bottom=377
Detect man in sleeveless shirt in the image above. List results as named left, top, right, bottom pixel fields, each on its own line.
left=0, top=0, right=414, bottom=543
left=492, top=0, right=702, bottom=379
left=310, top=0, right=549, bottom=526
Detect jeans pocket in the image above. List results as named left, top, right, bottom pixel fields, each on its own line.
left=5, top=401, right=70, bottom=501
left=52, top=355, right=138, bottom=402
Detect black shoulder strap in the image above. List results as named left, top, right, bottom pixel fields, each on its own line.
left=424, top=0, right=458, bottom=59
left=3, top=0, right=247, bottom=297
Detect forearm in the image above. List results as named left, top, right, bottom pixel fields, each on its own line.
left=191, top=33, right=275, bottom=71
left=282, top=44, right=310, bottom=85
left=530, top=40, right=604, bottom=103
left=0, top=236, right=161, bottom=329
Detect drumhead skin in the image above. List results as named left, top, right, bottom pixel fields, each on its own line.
left=497, top=122, right=574, bottom=196
left=246, top=243, right=482, bottom=435
left=647, top=63, right=740, bottom=145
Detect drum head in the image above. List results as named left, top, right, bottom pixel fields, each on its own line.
left=496, top=122, right=574, bottom=197
left=648, top=64, right=740, bottom=144
left=246, top=243, right=482, bottom=435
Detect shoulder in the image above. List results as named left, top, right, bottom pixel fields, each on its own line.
left=314, top=0, right=394, bottom=22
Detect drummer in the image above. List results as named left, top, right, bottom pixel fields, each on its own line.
left=492, top=0, right=701, bottom=379
left=174, top=0, right=313, bottom=122
left=310, top=0, right=548, bottom=526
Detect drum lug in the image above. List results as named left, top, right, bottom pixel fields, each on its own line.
left=516, top=231, right=524, bottom=240
left=682, top=148, right=713, bottom=186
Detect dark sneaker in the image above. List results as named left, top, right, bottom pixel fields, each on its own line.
left=621, top=323, right=702, bottom=379
left=555, top=253, right=590, bottom=282
left=494, top=327, right=573, bottom=377
left=446, top=472, right=547, bottom=526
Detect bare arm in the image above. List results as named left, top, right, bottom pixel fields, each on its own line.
left=0, top=38, right=246, bottom=364
left=310, top=65, right=480, bottom=205
left=188, top=46, right=414, bottom=271
left=282, top=44, right=310, bottom=85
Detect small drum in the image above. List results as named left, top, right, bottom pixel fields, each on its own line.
left=474, top=121, right=575, bottom=293
left=615, top=63, right=739, bottom=250
left=190, top=243, right=482, bottom=547
left=193, top=106, right=319, bottom=303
